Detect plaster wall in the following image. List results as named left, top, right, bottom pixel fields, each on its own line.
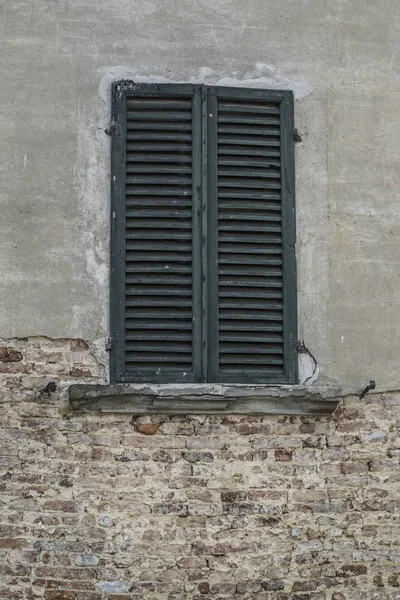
left=0, top=0, right=399, bottom=392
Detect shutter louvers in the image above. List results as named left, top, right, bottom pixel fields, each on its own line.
left=112, top=83, right=202, bottom=383
left=208, top=88, right=297, bottom=383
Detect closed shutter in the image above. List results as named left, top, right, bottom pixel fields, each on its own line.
left=110, top=83, right=202, bottom=383
left=111, top=83, right=296, bottom=385
left=207, top=87, right=297, bottom=383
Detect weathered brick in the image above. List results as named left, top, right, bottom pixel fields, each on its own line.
left=293, top=490, right=328, bottom=502
left=341, top=461, right=369, bottom=474
left=42, top=501, right=80, bottom=513
left=74, top=555, right=99, bottom=566
left=96, top=581, right=128, bottom=594
left=338, top=565, right=368, bottom=576
left=69, top=366, right=92, bottom=377
left=153, top=503, right=188, bottom=515
left=254, top=437, right=302, bottom=450
left=236, top=422, right=271, bottom=435
left=299, top=421, right=316, bottom=434
left=0, top=363, right=32, bottom=374
left=220, top=490, right=247, bottom=502
left=44, top=592, right=78, bottom=600
left=0, top=348, right=23, bottom=362
left=36, top=567, right=97, bottom=580
left=236, top=580, right=262, bottom=593
left=388, top=574, right=400, bottom=587
left=197, top=581, right=209, bottom=594
left=160, top=422, right=195, bottom=436
left=183, top=451, right=214, bottom=463
left=275, top=449, right=293, bottom=462
left=292, top=580, right=317, bottom=592
left=303, top=436, right=326, bottom=449
left=359, top=431, right=387, bottom=443
left=0, top=538, right=27, bottom=548
left=327, top=435, right=358, bottom=447
left=133, top=422, right=160, bottom=435
left=222, top=502, right=254, bottom=515
left=261, top=579, right=285, bottom=591
left=248, top=490, right=286, bottom=501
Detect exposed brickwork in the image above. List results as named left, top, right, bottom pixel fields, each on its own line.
left=0, top=339, right=400, bottom=599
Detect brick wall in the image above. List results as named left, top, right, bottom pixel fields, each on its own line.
left=0, top=339, right=399, bottom=600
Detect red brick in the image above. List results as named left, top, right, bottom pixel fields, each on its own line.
left=134, top=423, right=159, bottom=435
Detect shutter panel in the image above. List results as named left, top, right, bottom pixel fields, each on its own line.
left=111, top=83, right=202, bottom=383
left=207, top=87, right=297, bottom=384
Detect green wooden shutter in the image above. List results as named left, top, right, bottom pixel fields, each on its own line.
left=206, top=87, right=297, bottom=384
left=111, top=83, right=297, bottom=385
left=110, top=82, right=202, bottom=383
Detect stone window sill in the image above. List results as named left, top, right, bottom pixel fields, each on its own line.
left=68, top=383, right=341, bottom=415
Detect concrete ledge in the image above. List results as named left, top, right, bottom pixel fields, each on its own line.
left=68, top=384, right=342, bottom=415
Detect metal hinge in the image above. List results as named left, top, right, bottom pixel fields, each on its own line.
left=359, top=380, right=376, bottom=399
left=105, top=337, right=114, bottom=352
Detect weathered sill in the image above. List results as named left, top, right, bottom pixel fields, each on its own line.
left=68, top=384, right=341, bottom=415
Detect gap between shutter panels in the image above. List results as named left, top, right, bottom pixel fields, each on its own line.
left=215, top=97, right=285, bottom=380
left=124, top=95, right=195, bottom=377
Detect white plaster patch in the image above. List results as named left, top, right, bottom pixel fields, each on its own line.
left=90, top=336, right=109, bottom=379
left=214, top=63, right=313, bottom=99
left=98, top=64, right=313, bottom=114
left=298, top=350, right=319, bottom=386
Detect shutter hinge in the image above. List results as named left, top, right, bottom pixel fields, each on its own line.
left=293, top=128, right=302, bottom=143
left=105, top=123, right=116, bottom=136
left=105, top=337, right=114, bottom=352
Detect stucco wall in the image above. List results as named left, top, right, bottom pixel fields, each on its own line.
left=0, top=1, right=399, bottom=391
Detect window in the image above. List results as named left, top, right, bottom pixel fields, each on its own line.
left=110, top=82, right=297, bottom=385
